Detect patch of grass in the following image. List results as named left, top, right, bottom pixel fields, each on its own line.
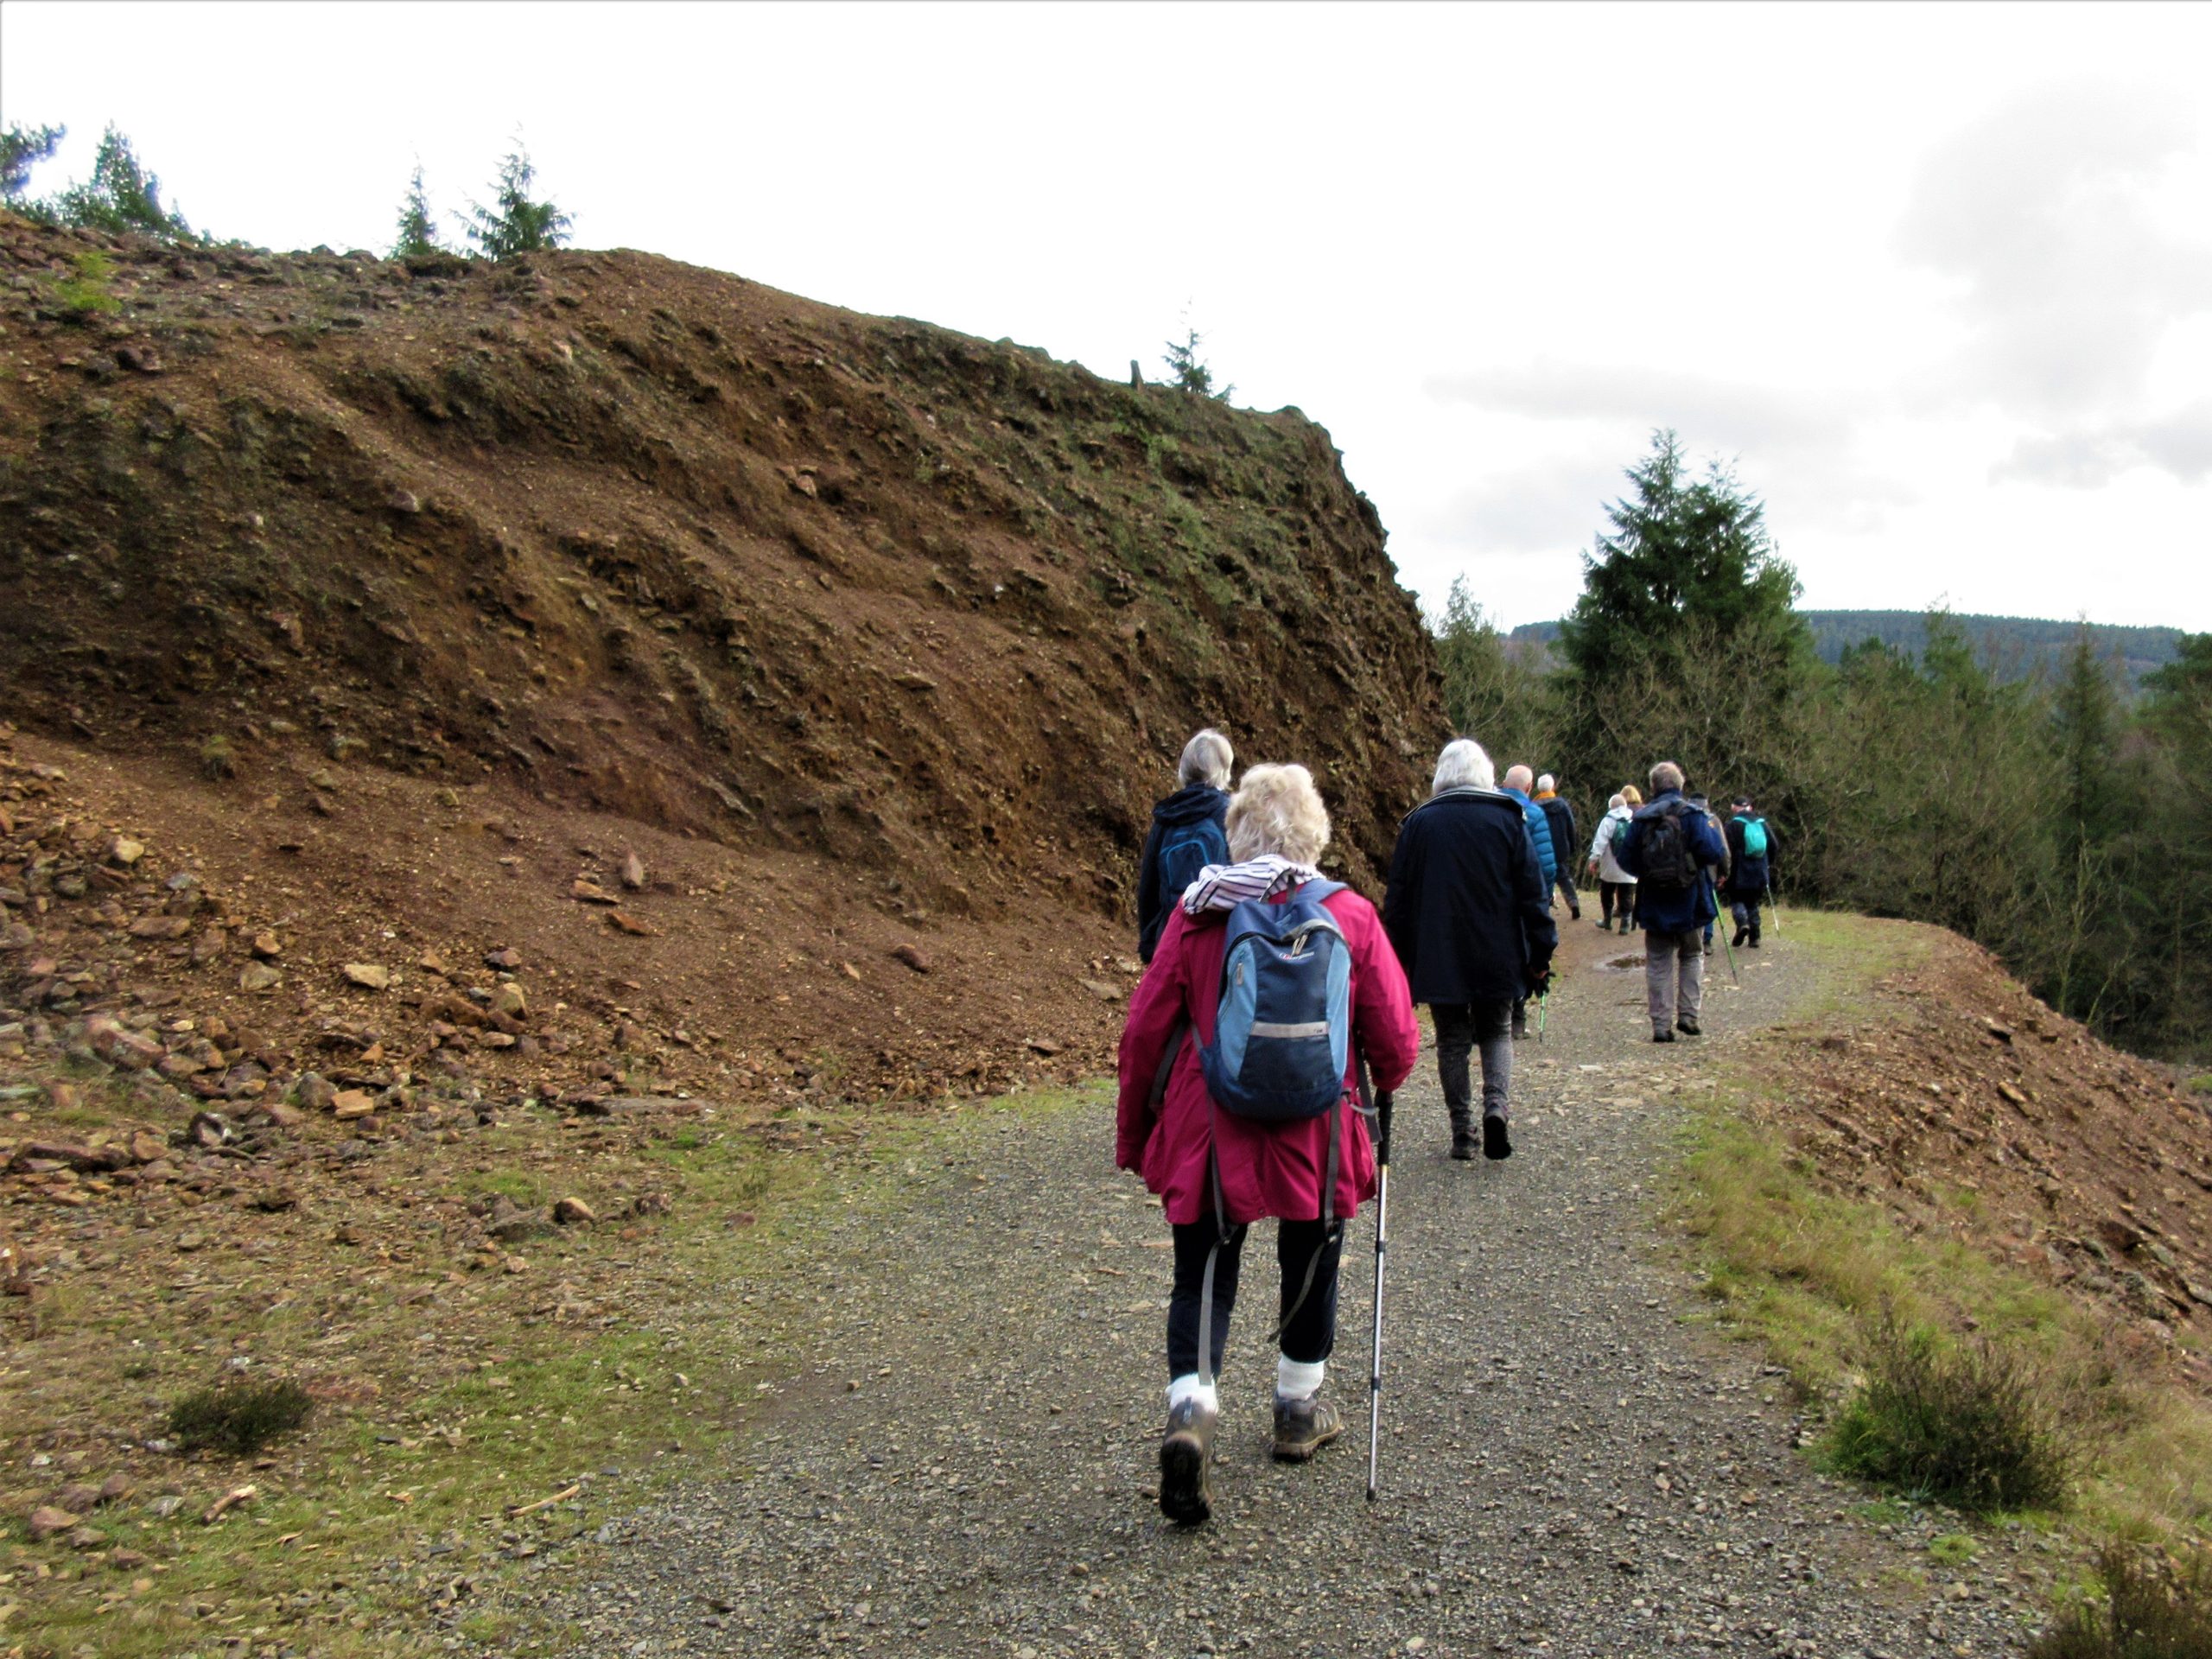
left=1828, top=1315, right=2076, bottom=1513
left=168, top=1376, right=315, bottom=1455
left=1671, top=910, right=2212, bottom=1555
left=46, top=249, right=122, bottom=321
left=1930, top=1530, right=1981, bottom=1566
left=3, top=1073, right=1114, bottom=1656
left=2029, top=1545, right=2212, bottom=1658
left=459, top=1167, right=550, bottom=1208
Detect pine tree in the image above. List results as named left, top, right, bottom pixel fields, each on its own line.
left=1161, top=326, right=1233, bottom=401
left=465, top=144, right=572, bottom=260
left=1, top=123, right=64, bottom=201
left=1557, top=430, right=1802, bottom=679
left=44, top=125, right=194, bottom=241
left=391, top=164, right=441, bottom=257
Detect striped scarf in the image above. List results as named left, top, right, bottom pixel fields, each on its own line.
left=1179, top=854, right=1325, bottom=916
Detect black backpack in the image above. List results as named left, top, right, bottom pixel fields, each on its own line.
left=1637, top=804, right=1701, bottom=892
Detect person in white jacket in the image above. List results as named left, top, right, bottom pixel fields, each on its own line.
left=1586, top=785, right=1641, bottom=934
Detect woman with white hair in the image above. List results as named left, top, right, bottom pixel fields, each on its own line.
left=1586, top=787, right=1640, bottom=934
left=1382, top=739, right=1557, bottom=1161
left=1117, top=763, right=1418, bottom=1525
left=1135, top=728, right=1234, bottom=963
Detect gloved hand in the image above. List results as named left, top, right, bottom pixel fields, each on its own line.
left=1527, top=963, right=1552, bottom=996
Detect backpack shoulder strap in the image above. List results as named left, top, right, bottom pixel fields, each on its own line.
left=1148, top=1016, right=1189, bottom=1112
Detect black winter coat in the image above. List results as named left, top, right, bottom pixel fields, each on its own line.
left=1537, top=795, right=1577, bottom=878
left=1725, top=816, right=1777, bottom=896
left=1382, top=788, right=1558, bottom=1007
left=1135, top=783, right=1230, bottom=962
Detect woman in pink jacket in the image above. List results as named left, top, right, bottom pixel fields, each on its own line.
left=1116, top=763, right=1419, bottom=1524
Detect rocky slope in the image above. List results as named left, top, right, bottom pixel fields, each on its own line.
left=0, top=214, right=1439, bottom=913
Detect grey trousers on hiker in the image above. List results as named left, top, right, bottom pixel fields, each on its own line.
left=1432, top=1001, right=1512, bottom=1128
left=1644, top=928, right=1705, bottom=1034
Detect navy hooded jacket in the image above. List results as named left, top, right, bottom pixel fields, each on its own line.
left=1135, top=783, right=1230, bottom=962
left=1616, top=790, right=1729, bottom=933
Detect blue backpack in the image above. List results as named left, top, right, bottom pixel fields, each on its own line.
left=1199, top=880, right=1351, bottom=1123
left=1155, top=816, right=1230, bottom=908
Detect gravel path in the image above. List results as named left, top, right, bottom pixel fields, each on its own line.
left=510, top=918, right=2054, bottom=1657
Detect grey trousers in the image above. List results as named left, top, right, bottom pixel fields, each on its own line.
left=1431, top=1001, right=1513, bottom=1128
left=1644, top=928, right=1706, bottom=1033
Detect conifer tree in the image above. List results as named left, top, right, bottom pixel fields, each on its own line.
left=465, top=143, right=572, bottom=259
left=392, top=164, right=441, bottom=257
left=44, top=125, right=194, bottom=241
left=1161, top=325, right=1233, bottom=401
left=1, top=123, right=64, bottom=201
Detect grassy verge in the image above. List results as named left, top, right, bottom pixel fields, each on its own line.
left=1667, top=911, right=2211, bottom=1622
left=1, top=1076, right=1105, bottom=1657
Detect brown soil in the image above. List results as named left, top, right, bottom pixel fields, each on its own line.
left=0, top=213, right=1436, bottom=906
left=0, top=208, right=1445, bottom=1118
left=0, top=217, right=1441, bottom=1643
left=1738, top=924, right=2212, bottom=1386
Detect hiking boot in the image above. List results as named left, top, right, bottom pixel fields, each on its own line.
left=1483, top=1112, right=1512, bottom=1160
left=1747, top=934, right=1761, bottom=949
left=1567, top=905, right=1582, bottom=920
left=1595, top=917, right=1612, bottom=930
left=1676, top=1017, right=1702, bottom=1037
left=1510, top=1011, right=1528, bottom=1041
left=1652, top=1029, right=1676, bottom=1044
left=1159, top=1395, right=1217, bottom=1525
left=1450, top=1126, right=1478, bottom=1160
left=1732, top=926, right=1748, bottom=948
left=1271, top=1391, right=1344, bottom=1462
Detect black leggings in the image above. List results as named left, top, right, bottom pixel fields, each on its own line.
left=1167, top=1217, right=1344, bottom=1379
left=1599, top=880, right=1634, bottom=924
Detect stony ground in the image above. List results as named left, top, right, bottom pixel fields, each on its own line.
left=491, top=919, right=2063, bottom=1658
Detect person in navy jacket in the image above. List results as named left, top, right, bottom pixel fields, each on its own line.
left=1617, top=760, right=1728, bottom=1043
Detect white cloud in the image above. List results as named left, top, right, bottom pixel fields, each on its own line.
left=1899, top=79, right=2212, bottom=483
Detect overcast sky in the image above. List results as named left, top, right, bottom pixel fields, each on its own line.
left=6, top=2, right=2209, bottom=631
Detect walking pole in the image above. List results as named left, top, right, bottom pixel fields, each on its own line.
left=1536, top=991, right=1549, bottom=1042
left=1365, top=1089, right=1394, bottom=1503
left=1718, top=916, right=1740, bottom=983
left=1764, top=884, right=1783, bottom=934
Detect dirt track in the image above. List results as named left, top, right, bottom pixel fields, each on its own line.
left=503, top=917, right=2055, bottom=1657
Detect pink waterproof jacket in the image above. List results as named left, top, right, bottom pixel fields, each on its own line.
left=1115, top=885, right=1420, bottom=1227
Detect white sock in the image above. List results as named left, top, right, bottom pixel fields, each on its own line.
left=1276, top=1355, right=1325, bottom=1402
left=1167, top=1373, right=1218, bottom=1414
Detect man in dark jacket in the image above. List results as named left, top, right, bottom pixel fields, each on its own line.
left=1135, top=729, right=1233, bottom=963
left=1534, top=773, right=1580, bottom=921
left=1617, top=760, right=1729, bottom=1044
left=1725, top=796, right=1777, bottom=948
left=1382, top=739, right=1557, bottom=1161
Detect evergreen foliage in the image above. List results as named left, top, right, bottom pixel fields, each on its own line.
left=392, top=163, right=441, bottom=257
left=465, top=143, right=572, bottom=259
left=1557, top=429, right=1804, bottom=678
left=1161, top=327, right=1232, bottom=401
left=1, top=122, right=64, bottom=200
left=1436, top=431, right=2212, bottom=1063
left=40, top=125, right=195, bottom=241
left=1433, top=577, right=1555, bottom=765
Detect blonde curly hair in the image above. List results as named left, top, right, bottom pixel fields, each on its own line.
left=1225, top=763, right=1332, bottom=867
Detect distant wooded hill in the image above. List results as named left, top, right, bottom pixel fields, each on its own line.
left=1506, top=611, right=2187, bottom=688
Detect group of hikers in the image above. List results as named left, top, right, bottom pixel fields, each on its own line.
left=1117, top=728, right=1777, bottom=1523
